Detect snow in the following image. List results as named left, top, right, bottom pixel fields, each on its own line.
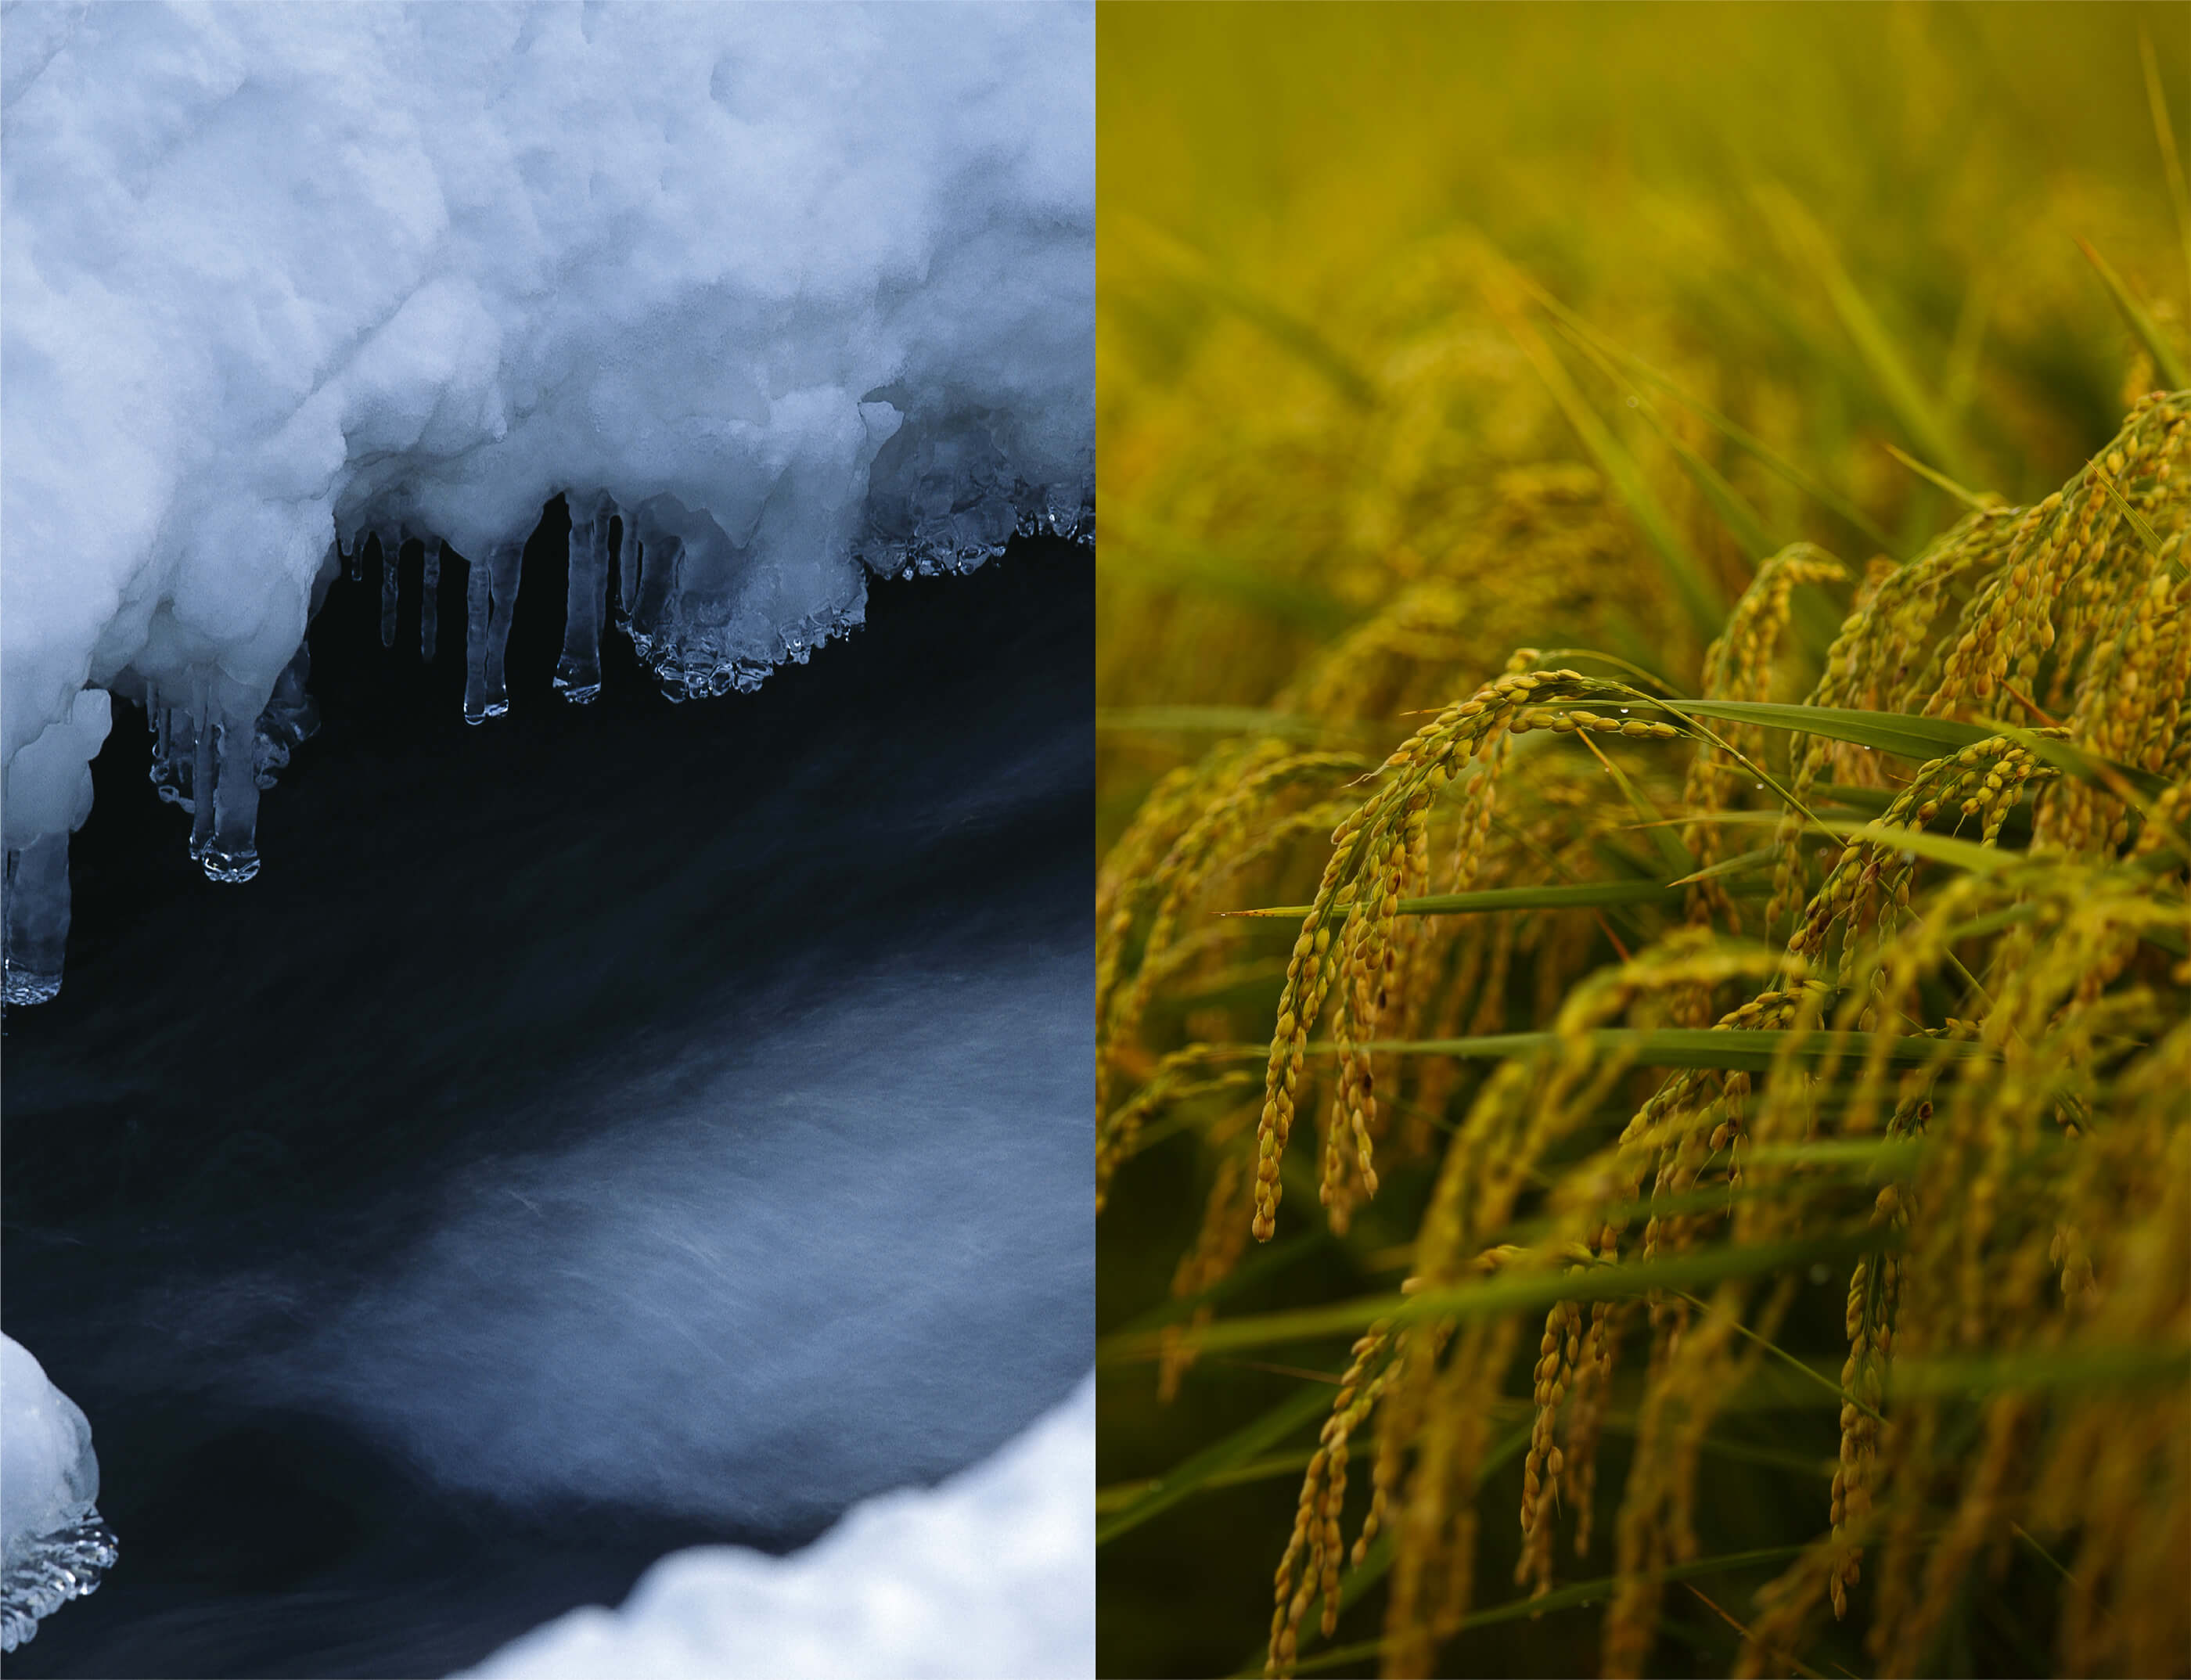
left=459, top=1373, right=1094, bottom=1680
left=0, top=1333, right=117, bottom=1652
left=2, top=0, right=1093, bottom=990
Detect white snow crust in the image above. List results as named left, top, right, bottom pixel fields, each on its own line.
left=1, top=0, right=1093, bottom=848
left=459, top=1372, right=1093, bottom=1680
left=0, top=1333, right=115, bottom=1651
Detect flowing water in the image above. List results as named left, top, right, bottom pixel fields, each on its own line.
left=1, top=509, right=1092, bottom=1678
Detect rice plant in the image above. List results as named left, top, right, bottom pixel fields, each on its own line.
left=1096, top=8, right=2190, bottom=1675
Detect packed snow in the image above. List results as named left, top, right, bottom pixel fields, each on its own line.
left=461, top=1375, right=1093, bottom=1680
left=1, top=0, right=1094, bottom=997
left=0, top=1333, right=117, bottom=1652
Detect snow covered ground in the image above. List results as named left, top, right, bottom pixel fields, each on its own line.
left=463, top=1376, right=1093, bottom=1680
left=2, top=0, right=1093, bottom=995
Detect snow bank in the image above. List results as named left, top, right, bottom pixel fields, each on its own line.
left=0, top=1333, right=117, bottom=1652
left=460, top=1373, right=1093, bottom=1680
left=1, top=1, right=1093, bottom=995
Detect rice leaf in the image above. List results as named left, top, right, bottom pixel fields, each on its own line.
left=1257, top=1545, right=1811, bottom=1678
left=1575, top=726, right=1696, bottom=876
left=1484, top=275, right=1728, bottom=642
left=1107, top=522, right=1360, bottom=632
left=1224, top=875, right=1768, bottom=923
left=1516, top=283, right=1903, bottom=556
left=1096, top=1380, right=1337, bottom=1545
left=1880, top=441, right=1998, bottom=512
left=2142, top=30, right=2191, bottom=304
left=1227, top=1426, right=1534, bottom=1676
left=1100, top=1232, right=1889, bottom=1365
left=1668, top=846, right=1779, bottom=887
left=1096, top=707, right=1379, bottom=745
left=1097, top=1448, right=1316, bottom=1515
left=1117, top=214, right=1380, bottom=408
left=1762, top=187, right=1975, bottom=484
left=1643, top=697, right=2170, bottom=796
left=1106, top=1230, right=1329, bottom=1339
left=1549, top=316, right=1785, bottom=561
left=2088, top=469, right=2189, bottom=583
left=1348, top=1027, right=1999, bottom=1072
left=2078, top=236, right=2191, bottom=390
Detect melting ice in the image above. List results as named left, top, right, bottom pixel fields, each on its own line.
left=0, top=1335, right=117, bottom=1652
left=0, top=0, right=1094, bottom=1002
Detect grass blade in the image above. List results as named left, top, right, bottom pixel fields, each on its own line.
left=1879, top=441, right=1997, bottom=511
left=1097, top=1448, right=1315, bottom=1516
left=1642, top=698, right=2169, bottom=796
left=1096, top=1380, right=1336, bottom=1545
left=1515, top=284, right=1903, bottom=556
left=1108, top=520, right=1360, bottom=633
left=1101, top=1233, right=1886, bottom=1364
left=1347, top=1027, right=1999, bottom=1072
left=1761, top=187, right=1974, bottom=484
left=1483, top=269, right=1728, bottom=642
left=1096, top=707, right=1379, bottom=745
left=1256, top=1545, right=1811, bottom=1678
left=2088, top=470, right=2189, bottom=583
left=2142, top=30, right=2191, bottom=304
left=2078, top=236, right=2191, bottom=390
left=1549, top=316, right=1785, bottom=561
left=1668, top=846, right=1779, bottom=887
left=1224, top=875, right=1768, bottom=923
left=1225, top=1426, right=1535, bottom=1676
left=1117, top=215, right=1379, bottom=408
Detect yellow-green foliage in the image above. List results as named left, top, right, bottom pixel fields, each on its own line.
left=1096, top=8, right=2190, bottom=1678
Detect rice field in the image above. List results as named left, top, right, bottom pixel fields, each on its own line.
left=1094, top=7, right=2190, bottom=1676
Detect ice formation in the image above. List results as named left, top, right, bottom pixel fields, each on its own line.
left=0, top=1334, right=117, bottom=1653
left=462, top=1374, right=1094, bottom=1680
left=1, top=1, right=1094, bottom=1000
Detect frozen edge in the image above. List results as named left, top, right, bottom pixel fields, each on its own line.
left=459, top=1372, right=1095, bottom=1680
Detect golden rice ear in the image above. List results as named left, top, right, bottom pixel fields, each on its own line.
left=1099, top=31, right=2190, bottom=1662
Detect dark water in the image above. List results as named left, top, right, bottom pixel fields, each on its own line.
left=1, top=509, right=1092, bottom=1678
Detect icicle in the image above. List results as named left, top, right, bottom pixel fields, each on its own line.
left=464, top=549, right=494, bottom=724
left=254, top=645, right=318, bottom=790
left=150, top=699, right=194, bottom=810
left=202, top=704, right=261, bottom=883
left=1044, top=480, right=1081, bottom=539
left=555, top=496, right=613, bottom=703
left=421, top=541, right=442, bottom=662
left=617, top=516, right=641, bottom=618
left=189, top=688, right=217, bottom=861
left=2, top=831, right=70, bottom=1005
left=344, top=535, right=364, bottom=584
left=482, top=539, right=523, bottom=718
left=150, top=688, right=189, bottom=809
left=378, top=531, right=403, bottom=649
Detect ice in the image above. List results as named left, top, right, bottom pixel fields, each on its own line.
left=2, top=688, right=109, bottom=1003
left=420, top=541, right=443, bottom=662
left=1, top=1334, right=117, bottom=1653
left=552, top=496, right=614, bottom=704
left=462, top=541, right=524, bottom=725
left=379, top=533, right=404, bottom=650
left=2, top=1, right=1094, bottom=996
left=460, top=1375, right=1093, bottom=1680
